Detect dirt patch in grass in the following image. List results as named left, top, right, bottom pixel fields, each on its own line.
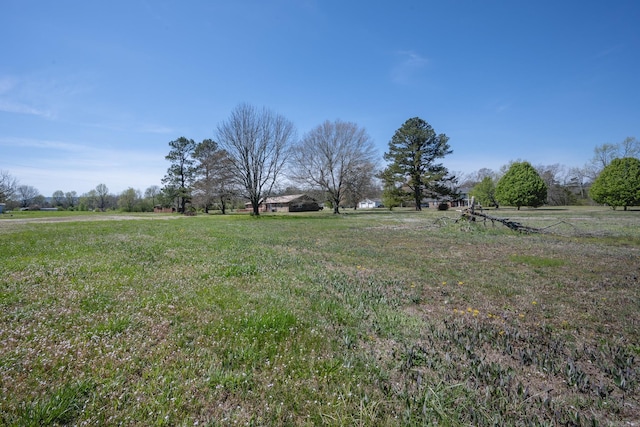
left=0, top=214, right=182, bottom=225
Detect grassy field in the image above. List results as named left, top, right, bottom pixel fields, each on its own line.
left=0, top=207, right=638, bottom=426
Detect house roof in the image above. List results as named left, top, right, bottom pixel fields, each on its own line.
left=264, top=194, right=315, bottom=204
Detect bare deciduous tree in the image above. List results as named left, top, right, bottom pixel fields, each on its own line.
left=16, top=185, right=40, bottom=208
left=217, top=104, right=296, bottom=216
left=118, top=187, right=141, bottom=212
left=344, top=161, right=378, bottom=209
left=192, top=139, right=219, bottom=212
left=95, top=183, right=110, bottom=211
left=535, top=164, right=576, bottom=206
left=192, top=139, right=238, bottom=214
left=81, top=189, right=98, bottom=211
left=290, top=119, right=377, bottom=214
left=587, top=137, right=639, bottom=180
left=0, top=170, right=19, bottom=203
left=591, top=143, right=619, bottom=173
left=457, top=168, right=499, bottom=193
left=65, top=191, right=78, bottom=208
left=620, top=136, right=640, bottom=159
left=52, top=190, right=65, bottom=207
left=144, top=185, right=160, bottom=206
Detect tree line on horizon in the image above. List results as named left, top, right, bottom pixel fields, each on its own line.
left=464, top=136, right=640, bottom=211
left=1, top=104, right=639, bottom=213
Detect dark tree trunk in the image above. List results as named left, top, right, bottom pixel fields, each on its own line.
left=331, top=193, right=340, bottom=214
left=414, top=186, right=422, bottom=211
left=414, top=194, right=422, bottom=211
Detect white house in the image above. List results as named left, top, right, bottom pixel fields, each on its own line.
left=358, top=198, right=382, bottom=209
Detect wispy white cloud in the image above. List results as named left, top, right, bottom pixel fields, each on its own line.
left=391, top=50, right=429, bottom=84
left=0, top=137, right=93, bottom=153
left=0, top=72, right=96, bottom=121
left=0, top=74, right=61, bottom=119
left=0, top=83, right=175, bottom=136
left=0, top=100, right=54, bottom=118
left=0, top=75, right=55, bottom=117
left=1, top=136, right=166, bottom=166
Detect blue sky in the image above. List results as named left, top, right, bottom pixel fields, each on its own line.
left=1, top=1, right=639, bottom=196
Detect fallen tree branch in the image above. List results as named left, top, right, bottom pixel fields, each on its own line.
left=539, top=220, right=581, bottom=233
left=456, top=198, right=589, bottom=236
left=458, top=196, right=541, bottom=233
left=460, top=210, right=541, bottom=233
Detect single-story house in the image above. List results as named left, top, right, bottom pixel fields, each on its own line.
left=154, top=205, right=175, bottom=213
left=358, top=198, right=383, bottom=209
left=245, top=194, right=322, bottom=212
left=422, top=188, right=471, bottom=209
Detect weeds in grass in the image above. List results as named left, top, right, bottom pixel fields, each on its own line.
left=7, top=380, right=94, bottom=427
left=0, top=208, right=638, bottom=425
left=509, top=254, right=566, bottom=267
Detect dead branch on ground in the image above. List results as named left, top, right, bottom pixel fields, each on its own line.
left=458, top=196, right=542, bottom=233
left=460, top=209, right=541, bottom=233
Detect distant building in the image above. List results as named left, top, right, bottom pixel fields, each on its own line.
left=422, top=188, right=471, bottom=209
left=264, top=194, right=322, bottom=212
left=154, top=205, right=175, bottom=213
left=358, top=198, right=383, bottom=209
left=244, top=194, right=322, bottom=213
left=0, top=203, right=5, bottom=214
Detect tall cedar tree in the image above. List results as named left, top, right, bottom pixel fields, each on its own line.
left=382, top=117, right=452, bottom=210
left=589, top=157, right=640, bottom=210
left=162, top=137, right=197, bottom=213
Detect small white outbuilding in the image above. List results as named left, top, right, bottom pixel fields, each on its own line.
left=357, top=199, right=382, bottom=209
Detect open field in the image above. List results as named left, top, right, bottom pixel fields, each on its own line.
left=1, top=207, right=639, bottom=426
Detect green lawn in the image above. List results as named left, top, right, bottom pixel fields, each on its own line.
left=1, top=207, right=638, bottom=425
